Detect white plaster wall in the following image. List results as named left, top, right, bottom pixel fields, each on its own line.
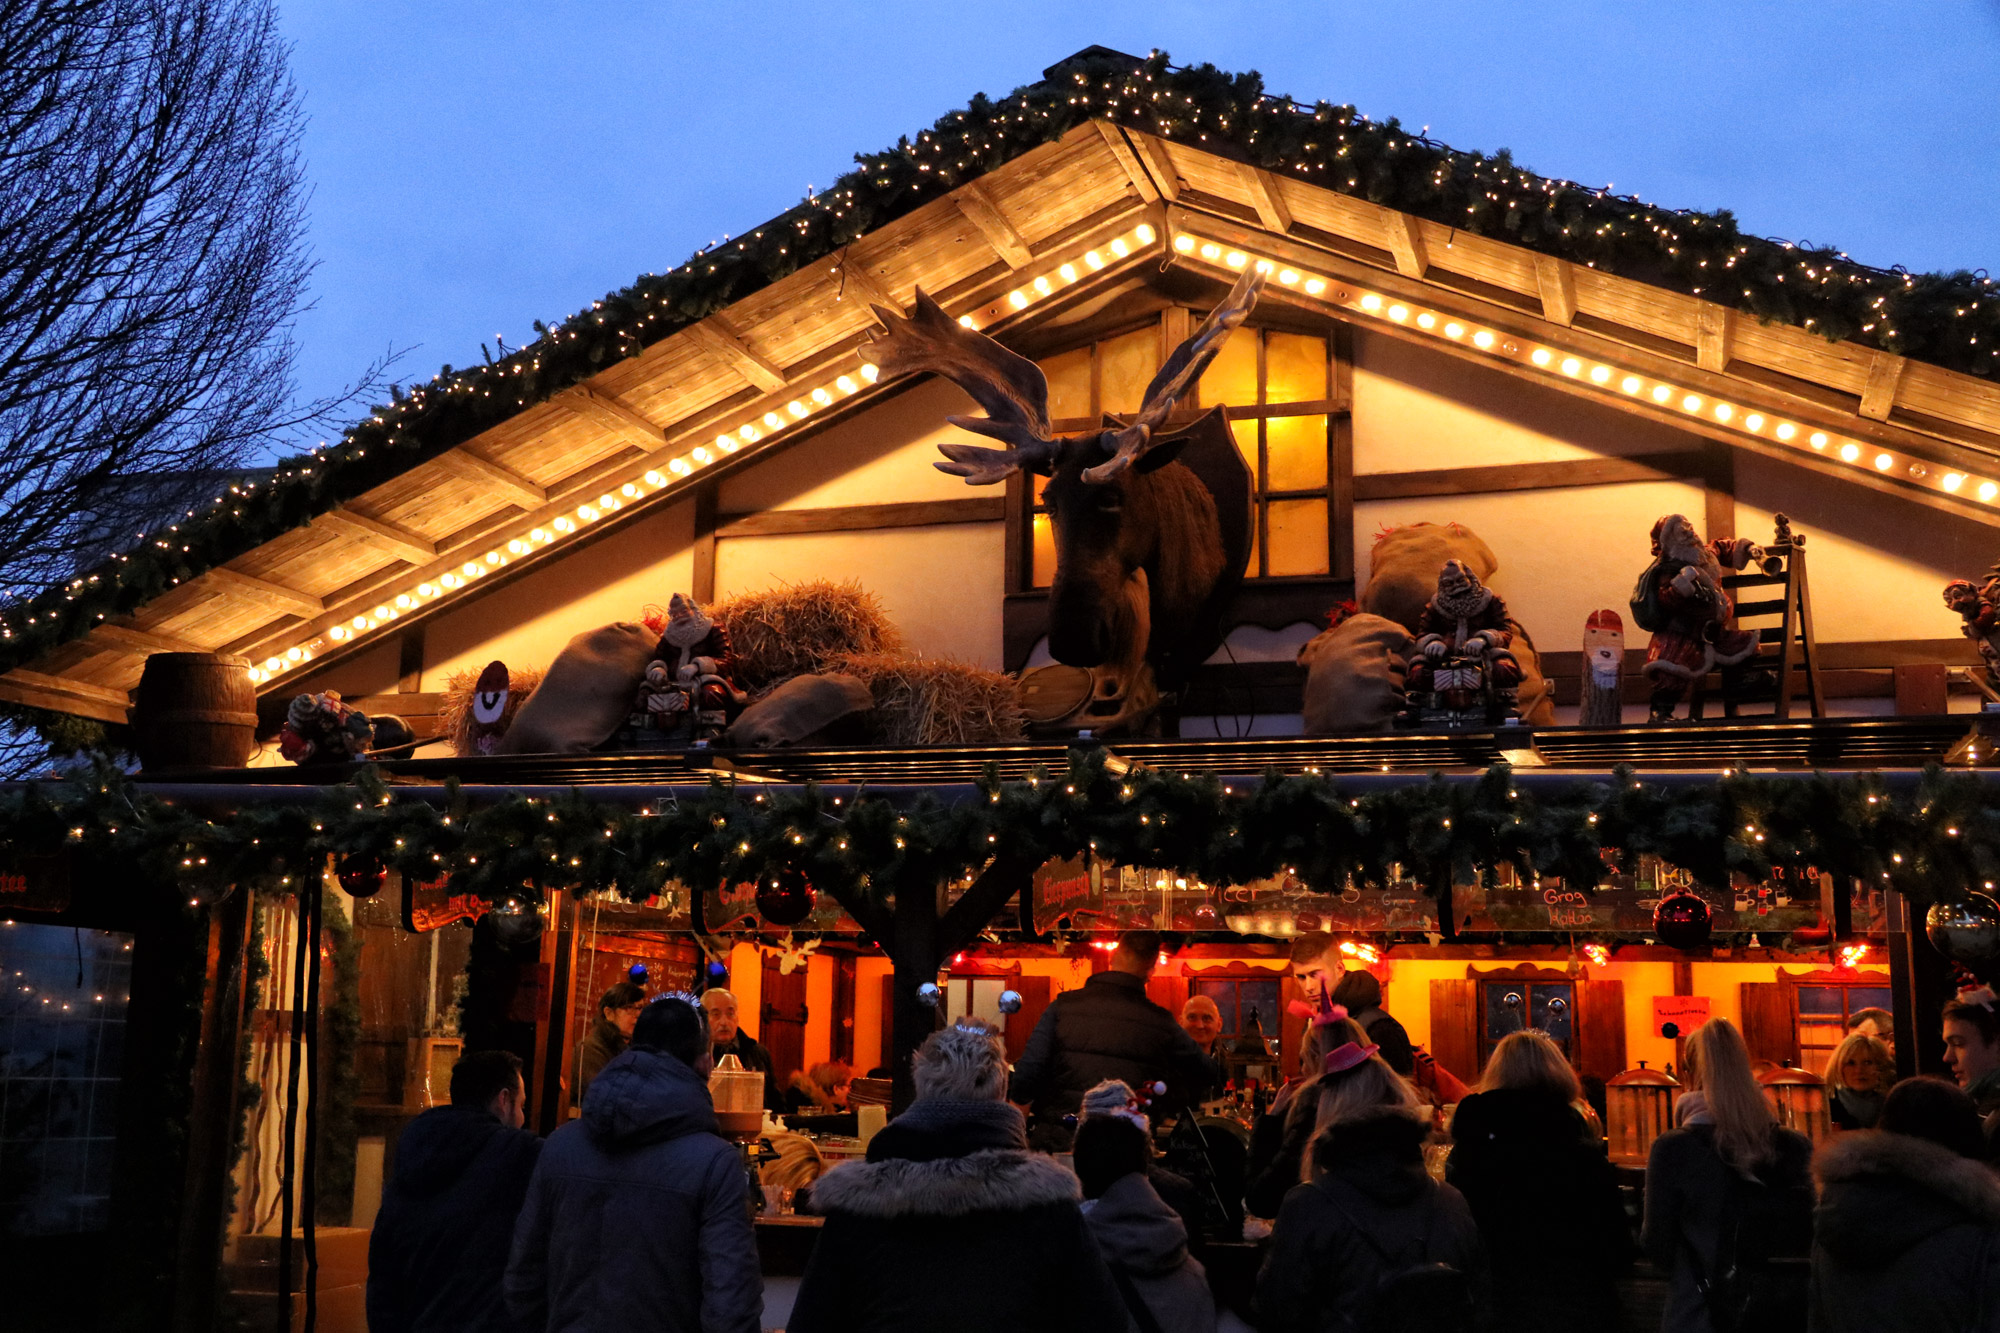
left=1352, top=330, right=1698, bottom=474
left=713, top=524, right=1004, bottom=669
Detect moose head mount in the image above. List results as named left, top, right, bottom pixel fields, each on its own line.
left=863, top=269, right=1266, bottom=733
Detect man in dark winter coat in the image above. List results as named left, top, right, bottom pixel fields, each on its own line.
left=367, top=1050, right=541, bottom=1333
left=1810, top=1076, right=2000, bottom=1333
left=505, top=996, right=760, bottom=1333
left=1010, top=933, right=1216, bottom=1147
left=790, top=1020, right=1128, bottom=1333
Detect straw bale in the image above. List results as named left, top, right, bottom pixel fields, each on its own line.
left=439, top=665, right=544, bottom=757
left=829, top=651, right=1024, bottom=746
left=709, top=581, right=903, bottom=690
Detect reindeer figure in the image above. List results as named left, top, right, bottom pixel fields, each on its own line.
left=863, top=268, right=1265, bottom=731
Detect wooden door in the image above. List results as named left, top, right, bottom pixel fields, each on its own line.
left=1429, top=979, right=1479, bottom=1087
left=759, top=956, right=809, bottom=1089
left=1006, top=976, right=1052, bottom=1065
left=1578, top=978, right=1627, bottom=1083
left=1740, top=982, right=1794, bottom=1068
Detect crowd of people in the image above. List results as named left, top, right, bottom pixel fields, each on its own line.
left=361, top=935, right=2000, bottom=1333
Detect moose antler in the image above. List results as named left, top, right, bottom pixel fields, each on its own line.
left=861, top=289, right=1061, bottom=485
left=1083, top=266, right=1268, bottom=484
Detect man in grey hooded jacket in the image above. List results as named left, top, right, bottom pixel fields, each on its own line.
left=505, top=995, right=760, bottom=1333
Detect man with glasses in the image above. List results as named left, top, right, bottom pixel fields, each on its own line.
left=577, top=982, right=647, bottom=1107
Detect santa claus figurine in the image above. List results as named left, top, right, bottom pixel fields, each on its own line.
left=1403, top=559, right=1523, bottom=726
left=1630, top=514, right=1764, bottom=722
left=639, top=593, right=745, bottom=742
left=1944, top=574, right=2000, bottom=690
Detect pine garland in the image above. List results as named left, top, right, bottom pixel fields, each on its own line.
left=7, top=751, right=1999, bottom=925
left=6, top=51, right=1996, bottom=672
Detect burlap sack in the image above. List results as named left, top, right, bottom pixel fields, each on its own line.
left=1509, top=627, right=1556, bottom=726
left=1297, top=613, right=1412, bottom=733
left=1360, top=522, right=1499, bottom=633
left=723, top=673, right=875, bottom=748
left=495, top=623, right=657, bottom=754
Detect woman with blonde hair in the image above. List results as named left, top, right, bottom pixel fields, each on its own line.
left=1824, top=1031, right=1891, bottom=1130
left=1255, top=1019, right=1484, bottom=1331
left=1449, top=1030, right=1631, bottom=1333
left=1642, top=1018, right=1813, bottom=1333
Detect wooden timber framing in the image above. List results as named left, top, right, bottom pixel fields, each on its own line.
left=21, top=117, right=2000, bottom=720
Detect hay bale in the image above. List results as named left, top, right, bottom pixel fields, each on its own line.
left=439, top=665, right=543, bottom=757
left=709, top=581, right=903, bottom=691
left=830, top=652, right=1024, bottom=746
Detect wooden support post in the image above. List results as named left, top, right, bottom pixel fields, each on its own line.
left=1703, top=445, right=1736, bottom=544
left=1859, top=351, right=1907, bottom=422
left=691, top=483, right=718, bottom=603
left=1887, top=890, right=1952, bottom=1081
left=1383, top=211, right=1429, bottom=280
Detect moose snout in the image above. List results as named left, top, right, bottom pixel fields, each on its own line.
left=1048, top=614, right=1114, bottom=668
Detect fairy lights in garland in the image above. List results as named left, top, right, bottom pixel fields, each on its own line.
left=6, top=50, right=1995, bottom=674
left=6, top=751, right=2000, bottom=921
left=1171, top=229, right=1999, bottom=509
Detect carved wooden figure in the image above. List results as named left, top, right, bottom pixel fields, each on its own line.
left=1579, top=610, right=1625, bottom=727
left=864, top=269, right=1265, bottom=732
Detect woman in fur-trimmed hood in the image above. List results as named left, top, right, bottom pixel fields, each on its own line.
left=1809, top=1076, right=2000, bottom=1333
left=787, top=1020, right=1127, bottom=1333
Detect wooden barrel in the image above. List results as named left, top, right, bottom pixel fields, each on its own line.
left=129, top=653, right=258, bottom=770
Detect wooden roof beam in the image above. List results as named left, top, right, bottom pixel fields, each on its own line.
left=204, top=568, right=323, bottom=619
left=1535, top=255, right=1578, bottom=327
left=953, top=179, right=1035, bottom=269
left=318, top=507, right=436, bottom=565
left=560, top=386, right=670, bottom=448
left=90, top=622, right=205, bottom=656
left=0, top=669, right=128, bottom=723
left=1383, top=210, right=1429, bottom=280
left=431, top=448, right=548, bottom=508
left=1696, top=306, right=1733, bottom=373
left=686, top=315, right=788, bottom=392
left=1092, top=122, right=1161, bottom=204
left=1861, top=351, right=1908, bottom=422
left=1237, top=163, right=1293, bottom=234
left=828, top=254, right=900, bottom=314
left=1124, top=130, right=1182, bottom=201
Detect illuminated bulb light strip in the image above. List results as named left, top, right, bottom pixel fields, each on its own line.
left=246, top=225, right=1165, bottom=688
left=1169, top=229, right=1999, bottom=518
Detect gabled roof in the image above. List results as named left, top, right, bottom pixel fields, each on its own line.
left=10, top=47, right=2000, bottom=722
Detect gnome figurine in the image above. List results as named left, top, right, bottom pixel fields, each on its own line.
left=468, top=660, right=511, bottom=754
left=1579, top=610, right=1626, bottom=727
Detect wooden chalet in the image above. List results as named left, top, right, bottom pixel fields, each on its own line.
left=2, top=47, right=1991, bottom=1333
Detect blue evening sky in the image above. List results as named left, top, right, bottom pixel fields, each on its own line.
left=275, top=1, right=2000, bottom=438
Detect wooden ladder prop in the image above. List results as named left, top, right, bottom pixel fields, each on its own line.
left=1690, top=514, right=1826, bottom=720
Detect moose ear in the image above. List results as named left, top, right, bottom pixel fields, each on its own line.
left=1132, top=434, right=1188, bottom=473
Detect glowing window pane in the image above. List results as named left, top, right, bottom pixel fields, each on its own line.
left=1201, top=330, right=1259, bottom=407
left=1266, top=499, right=1331, bottom=576
left=1098, top=327, right=1160, bottom=416
left=1266, top=415, right=1330, bottom=492
left=1030, top=512, right=1056, bottom=588
left=1039, top=347, right=1092, bottom=420
left=1264, top=333, right=1328, bottom=404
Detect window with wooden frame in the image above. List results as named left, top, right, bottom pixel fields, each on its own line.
left=1741, top=972, right=1894, bottom=1075
left=1429, top=967, right=1626, bottom=1089
left=1019, top=314, right=1349, bottom=588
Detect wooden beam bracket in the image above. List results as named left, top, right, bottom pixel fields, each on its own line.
left=1384, top=210, right=1429, bottom=280
left=954, top=179, right=1035, bottom=269
left=1860, top=351, right=1908, bottom=422
left=1696, top=305, right=1733, bottom=374
left=1535, top=255, right=1578, bottom=327
left=319, top=507, right=436, bottom=565
left=1237, top=163, right=1293, bottom=234
left=432, top=449, right=548, bottom=509
left=204, top=568, right=323, bottom=619
left=687, top=316, right=788, bottom=392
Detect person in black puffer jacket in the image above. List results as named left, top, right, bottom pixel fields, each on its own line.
left=367, top=1051, right=541, bottom=1333
left=790, top=1020, right=1127, bottom=1333
left=505, top=996, right=761, bottom=1333
left=1009, top=932, right=1217, bottom=1149
left=1448, top=1030, right=1632, bottom=1333
left=1329, top=966, right=1415, bottom=1077
left=1256, top=1027, right=1484, bottom=1333
left=1809, top=1076, right=2000, bottom=1333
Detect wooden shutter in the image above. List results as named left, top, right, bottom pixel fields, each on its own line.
left=1006, top=976, right=1052, bottom=1066
left=1429, top=979, right=1479, bottom=1086
left=1740, top=982, right=1795, bottom=1066
left=1578, top=978, right=1627, bottom=1082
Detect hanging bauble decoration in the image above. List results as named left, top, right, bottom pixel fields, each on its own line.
left=1654, top=890, right=1713, bottom=951
left=915, top=981, right=943, bottom=1008
left=998, top=989, right=1023, bottom=1015
left=487, top=890, right=543, bottom=948
left=336, top=854, right=387, bottom=899
left=1192, top=901, right=1220, bottom=927
left=1926, top=893, right=2000, bottom=969
left=756, top=867, right=816, bottom=927
left=628, top=962, right=650, bottom=986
